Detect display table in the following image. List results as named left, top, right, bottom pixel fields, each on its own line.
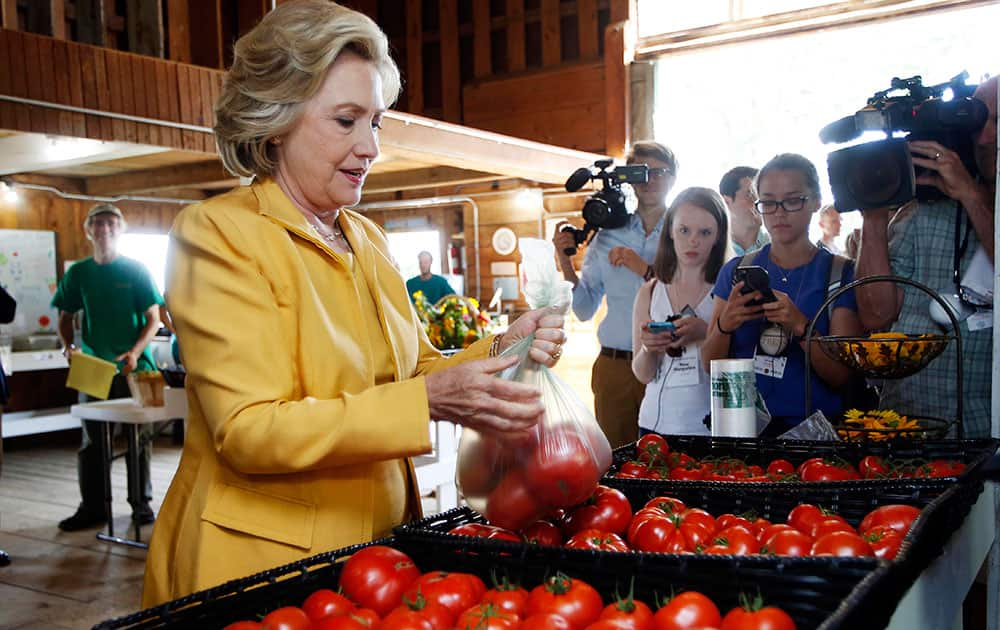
left=70, top=388, right=187, bottom=548
left=887, top=482, right=997, bottom=629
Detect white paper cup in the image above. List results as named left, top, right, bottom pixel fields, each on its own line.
left=710, top=358, right=757, bottom=437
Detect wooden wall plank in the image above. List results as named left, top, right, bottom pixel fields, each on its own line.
left=199, top=69, right=215, bottom=152
left=75, top=0, right=107, bottom=46
left=77, top=44, right=101, bottom=139
left=166, top=0, right=191, bottom=63
left=176, top=64, right=196, bottom=150
left=463, top=62, right=603, bottom=120
left=604, top=22, right=628, bottom=158
left=540, top=0, right=561, bottom=67
left=506, top=0, right=525, bottom=73
left=1, top=0, right=18, bottom=30
left=23, top=36, right=47, bottom=132
left=92, top=48, right=115, bottom=140
left=104, top=52, right=130, bottom=141
left=128, top=54, right=150, bottom=145
left=142, top=57, right=162, bottom=146
left=405, top=0, right=422, bottom=114
left=37, top=38, right=62, bottom=133
left=65, top=44, right=88, bottom=137
left=472, top=1, right=491, bottom=79
left=578, top=0, right=598, bottom=59
left=126, top=0, right=164, bottom=58
left=189, top=0, right=223, bottom=69
left=50, top=0, right=67, bottom=39
left=609, top=0, right=633, bottom=24
left=0, top=31, right=14, bottom=130
left=439, top=0, right=460, bottom=122
left=156, top=61, right=179, bottom=148
left=51, top=40, right=74, bottom=135
left=6, top=32, right=31, bottom=131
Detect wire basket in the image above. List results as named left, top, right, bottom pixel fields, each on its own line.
left=816, top=333, right=950, bottom=379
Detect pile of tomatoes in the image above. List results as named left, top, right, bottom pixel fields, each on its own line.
left=222, top=545, right=797, bottom=630
left=453, top=483, right=922, bottom=560
left=612, top=434, right=966, bottom=482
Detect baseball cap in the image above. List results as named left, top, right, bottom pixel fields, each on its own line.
left=86, top=202, right=125, bottom=221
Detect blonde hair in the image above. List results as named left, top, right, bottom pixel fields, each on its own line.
left=214, top=0, right=401, bottom=178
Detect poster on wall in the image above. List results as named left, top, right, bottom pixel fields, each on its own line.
left=0, top=229, right=58, bottom=338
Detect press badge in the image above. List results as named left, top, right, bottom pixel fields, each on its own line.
left=754, top=350, right=787, bottom=379
left=665, top=347, right=701, bottom=387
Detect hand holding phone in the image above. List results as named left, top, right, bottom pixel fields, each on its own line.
left=647, top=321, right=677, bottom=334
left=733, top=265, right=778, bottom=306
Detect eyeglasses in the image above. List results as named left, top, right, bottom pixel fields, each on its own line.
left=754, top=196, right=811, bottom=214
left=648, top=167, right=674, bottom=180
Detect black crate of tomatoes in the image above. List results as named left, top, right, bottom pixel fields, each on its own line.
left=96, top=536, right=885, bottom=630
left=606, top=434, right=998, bottom=484
left=395, top=479, right=982, bottom=628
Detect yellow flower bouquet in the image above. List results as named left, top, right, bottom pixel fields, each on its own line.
left=413, top=291, right=492, bottom=350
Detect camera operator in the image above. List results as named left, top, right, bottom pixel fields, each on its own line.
left=553, top=141, right=678, bottom=448
left=855, top=75, right=997, bottom=439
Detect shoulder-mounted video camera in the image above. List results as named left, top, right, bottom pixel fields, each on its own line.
left=821, top=71, right=988, bottom=212
left=560, top=159, right=648, bottom=256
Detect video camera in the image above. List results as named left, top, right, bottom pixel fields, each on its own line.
left=560, top=159, right=648, bottom=256
left=821, top=72, right=988, bottom=211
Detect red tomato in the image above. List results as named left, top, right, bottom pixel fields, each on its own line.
left=482, top=582, right=531, bottom=618
left=703, top=526, right=760, bottom=555
left=340, top=546, right=421, bottom=618
left=652, top=591, right=722, bottom=630
left=858, top=504, right=921, bottom=536
left=486, top=468, right=547, bottom=531
left=224, top=623, right=263, bottom=630
left=758, top=523, right=797, bottom=544
left=668, top=465, right=704, bottom=481
left=455, top=603, right=519, bottom=630
left=809, top=516, right=854, bottom=539
left=628, top=510, right=715, bottom=553
left=523, top=520, right=564, bottom=546
left=620, top=461, right=650, bottom=477
left=636, top=434, right=670, bottom=466
left=261, top=607, right=312, bottom=630
left=565, top=529, right=630, bottom=552
left=353, top=609, right=381, bottom=627
left=715, top=514, right=753, bottom=532
left=522, top=613, right=574, bottom=630
left=378, top=607, right=435, bottom=630
left=303, top=589, right=356, bottom=622
left=859, top=456, right=890, bottom=479
left=643, top=497, right=687, bottom=515
left=865, top=526, right=905, bottom=560
left=799, top=459, right=860, bottom=482
left=449, top=523, right=493, bottom=538
left=665, top=452, right=695, bottom=469
left=314, top=616, right=373, bottom=630
left=404, top=571, right=486, bottom=619
left=720, top=605, right=795, bottom=630
left=563, top=486, right=633, bottom=536
left=760, top=529, right=813, bottom=557
left=525, top=431, right=601, bottom=507
left=527, top=575, right=604, bottom=629
left=598, top=595, right=654, bottom=630
left=786, top=504, right=825, bottom=535
left=766, top=459, right=794, bottom=476
left=811, top=531, right=874, bottom=557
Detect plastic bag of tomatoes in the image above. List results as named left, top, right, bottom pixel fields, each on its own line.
left=456, top=239, right=612, bottom=531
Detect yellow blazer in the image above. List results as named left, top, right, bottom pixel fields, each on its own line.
left=142, top=178, right=490, bottom=607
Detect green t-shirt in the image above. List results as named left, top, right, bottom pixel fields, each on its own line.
left=51, top=256, right=165, bottom=372
left=406, top=274, right=456, bottom=305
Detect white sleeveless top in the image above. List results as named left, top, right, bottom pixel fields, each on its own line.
left=637, top=282, right=713, bottom=435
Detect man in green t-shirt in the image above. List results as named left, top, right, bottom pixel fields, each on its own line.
left=53, top=203, right=164, bottom=532
left=405, top=251, right=456, bottom=305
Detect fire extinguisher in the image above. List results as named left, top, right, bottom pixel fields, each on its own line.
left=449, top=243, right=462, bottom=274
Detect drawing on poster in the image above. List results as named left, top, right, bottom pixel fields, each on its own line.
left=0, top=230, right=59, bottom=338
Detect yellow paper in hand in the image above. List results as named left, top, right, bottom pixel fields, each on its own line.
left=65, top=352, right=118, bottom=399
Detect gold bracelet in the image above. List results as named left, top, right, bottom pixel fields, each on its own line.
left=489, top=333, right=505, bottom=357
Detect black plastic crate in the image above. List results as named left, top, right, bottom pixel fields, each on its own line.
left=94, top=536, right=887, bottom=630
left=606, top=435, right=999, bottom=485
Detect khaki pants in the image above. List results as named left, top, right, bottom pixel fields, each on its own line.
left=591, top=354, right=644, bottom=449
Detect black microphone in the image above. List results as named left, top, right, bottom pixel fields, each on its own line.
left=819, top=115, right=861, bottom=144
left=565, top=167, right=593, bottom=192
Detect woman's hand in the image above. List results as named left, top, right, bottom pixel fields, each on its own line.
left=761, top=289, right=809, bottom=337
left=426, top=354, right=544, bottom=436
left=669, top=315, right=708, bottom=349
left=717, top=281, right=765, bottom=332
left=498, top=306, right=567, bottom=367
left=639, top=321, right=673, bottom=354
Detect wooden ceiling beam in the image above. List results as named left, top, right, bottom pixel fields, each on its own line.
left=362, top=166, right=503, bottom=194
left=84, top=160, right=235, bottom=196
left=8, top=173, right=86, bottom=194
left=379, top=111, right=604, bottom=185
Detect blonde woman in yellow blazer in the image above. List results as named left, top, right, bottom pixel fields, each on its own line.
left=143, top=1, right=567, bottom=606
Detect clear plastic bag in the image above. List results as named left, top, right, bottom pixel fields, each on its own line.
left=777, top=409, right=842, bottom=441
left=455, top=239, right=612, bottom=531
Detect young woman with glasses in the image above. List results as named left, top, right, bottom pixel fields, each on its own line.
left=702, top=154, right=863, bottom=436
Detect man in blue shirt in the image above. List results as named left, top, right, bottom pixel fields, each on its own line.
left=552, top=141, right=678, bottom=447
left=406, top=251, right=456, bottom=305
left=720, top=166, right=770, bottom=256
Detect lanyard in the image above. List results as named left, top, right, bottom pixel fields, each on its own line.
left=953, top=203, right=970, bottom=291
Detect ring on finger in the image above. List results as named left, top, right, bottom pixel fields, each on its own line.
left=552, top=343, right=563, bottom=360
left=934, top=152, right=942, bottom=160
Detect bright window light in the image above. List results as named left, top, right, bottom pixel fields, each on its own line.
left=386, top=230, right=443, bottom=280
left=652, top=3, right=998, bottom=249
left=118, top=233, right=169, bottom=294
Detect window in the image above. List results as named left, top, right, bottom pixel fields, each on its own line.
left=652, top=3, right=998, bottom=247
left=118, top=233, right=169, bottom=294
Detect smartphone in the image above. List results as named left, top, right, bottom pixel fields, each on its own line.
left=732, top=265, right=777, bottom=306
left=647, top=321, right=677, bottom=334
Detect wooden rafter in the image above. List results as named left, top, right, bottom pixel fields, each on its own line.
left=362, top=167, right=502, bottom=195
left=84, top=160, right=234, bottom=195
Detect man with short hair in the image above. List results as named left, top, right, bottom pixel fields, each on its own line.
left=856, top=76, right=996, bottom=438
left=553, top=141, right=678, bottom=448
left=54, top=203, right=164, bottom=531
left=816, top=205, right=844, bottom=255
left=405, top=251, right=456, bottom=304
left=719, top=166, right=769, bottom=255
